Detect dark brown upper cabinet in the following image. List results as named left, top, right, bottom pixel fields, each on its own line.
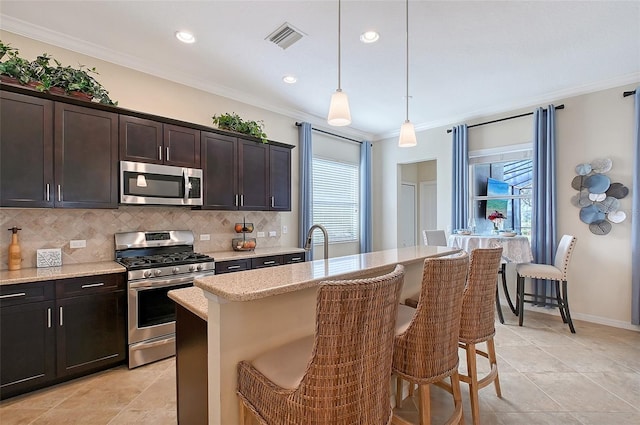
left=269, top=144, right=292, bottom=211
left=120, top=115, right=201, bottom=168
left=0, top=90, right=118, bottom=209
left=201, top=133, right=291, bottom=211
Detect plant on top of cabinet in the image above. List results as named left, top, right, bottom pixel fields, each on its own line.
left=0, top=40, right=117, bottom=105
left=212, top=112, right=268, bottom=143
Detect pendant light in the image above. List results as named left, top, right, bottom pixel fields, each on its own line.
left=398, top=0, right=417, bottom=147
left=327, top=0, right=352, bottom=126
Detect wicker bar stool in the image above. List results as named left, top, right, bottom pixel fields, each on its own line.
left=458, top=247, right=504, bottom=425
left=393, top=254, right=469, bottom=425
left=237, top=264, right=405, bottom=425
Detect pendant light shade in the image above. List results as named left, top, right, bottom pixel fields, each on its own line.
left=398, top=0, right=416, bottom=147
left=328, top=89, right=352, bottom=126
left=398, top=120, right=417, bottom=147
left=328, top=0, right=351, bottom=126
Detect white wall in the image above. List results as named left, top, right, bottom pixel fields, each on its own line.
left=373, top=84, right=639, bottom=329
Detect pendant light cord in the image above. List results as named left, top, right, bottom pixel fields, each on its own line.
left=337, top=0, right=342, bottom=91
left=405, top=0, right=409, bottom=121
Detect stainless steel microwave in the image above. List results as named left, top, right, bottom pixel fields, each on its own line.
left=120, top=161, right=203, bottom=206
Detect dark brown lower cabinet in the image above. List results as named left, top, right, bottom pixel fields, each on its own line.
left=176, top=304, right=208, bottom=425
left=0, top=298, right=56, bottom=399
left=0, top=274, right=126, bottom=400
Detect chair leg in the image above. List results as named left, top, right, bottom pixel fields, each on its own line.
left=517, top=275, right=525, bottom=326
left=418, top=383, right=432, bottom=425
left=239, top=398, right=250, bottom=425
left=449, top=372, right=464, bottom=425
left=555, top=280, right=567, bottom=323
left=561, top=280, right=576, bottom=333
left=486, top=337, right=502, bottom=398
left=495, top=285, right=505, bottom=324
left=465, top=343, right=480, bottom=425
left=500, top=264, right=517, bottom=314
left=396, top=375, right=404, bottom=408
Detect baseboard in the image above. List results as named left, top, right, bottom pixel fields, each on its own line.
left=498, top=302, right=640, bottom=332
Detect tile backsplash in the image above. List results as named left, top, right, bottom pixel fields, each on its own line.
left=0, top=206, right=281, bottom=270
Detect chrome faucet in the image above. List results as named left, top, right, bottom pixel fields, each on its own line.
left=304, top=224, right=329, bottom=259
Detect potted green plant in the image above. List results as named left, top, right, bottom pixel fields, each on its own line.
left=0, top=42, right=33, bottom=85
left=212, top=112, right=268, bottom=143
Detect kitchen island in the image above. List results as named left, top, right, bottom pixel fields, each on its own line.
left=191, top=245, right=460, bottom=425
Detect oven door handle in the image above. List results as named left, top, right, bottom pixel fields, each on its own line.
left=129, top=274, right=205, bottom=290
left=130, top=336, right=176, bottom=351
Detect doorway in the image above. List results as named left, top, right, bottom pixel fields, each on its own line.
left=399, top=182, right=416, bottom=247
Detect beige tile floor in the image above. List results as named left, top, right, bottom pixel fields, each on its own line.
left=1, top=310, right=639, bottom=424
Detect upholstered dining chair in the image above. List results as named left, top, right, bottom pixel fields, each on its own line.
left=458, top=247, right=504, bottom=425
left=516, top=235, right=578, bottom=333
left=393, top=253, right=469, bottom=425
left=422, top=229, right=447, bottom=246
left=237, top=264, right=405, bottom=425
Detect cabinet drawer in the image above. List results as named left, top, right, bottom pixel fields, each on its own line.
left=251, top=255, right=283, bottom=269
left=284, top=253, right=306, bottom=264
left=56, top=273, right=125, bottom=298
left=0, top=282, right=55, bottom=307
left=215, top=259, right=250, bottom=274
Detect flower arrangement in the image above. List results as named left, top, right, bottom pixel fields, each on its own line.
left=212, top=112, right=268, bottom=143
left=488, top=210, right=506, bottom=232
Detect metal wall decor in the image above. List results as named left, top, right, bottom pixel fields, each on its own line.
left=571, top=158, right=628, bottom=235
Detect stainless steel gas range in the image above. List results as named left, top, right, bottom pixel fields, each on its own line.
left=114, top=230, right=215, bottom=368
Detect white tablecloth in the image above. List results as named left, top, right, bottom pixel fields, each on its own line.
left=448, top=234, right=533, bottom=264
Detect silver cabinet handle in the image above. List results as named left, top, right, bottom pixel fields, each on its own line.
left=81, top=282, right=104, bottom=289
left=227, top=265, right=241, bottom=270
left=263, top=261, right=276, bottom=265
left=240, top=194, right=244, bottom=206
left=57, top=185, right=62, bottom=202
left=47, top=308, right=52, bottom=328
left=166, top=147, right=170, bottom=162
left=59, top=306, right=63, bottom=326
left=235, top=194, right=239, bottom=207
left=158, top=146, right=162, bottom=161
left=271, top=196, right=274, bottom=208
left=0, top=292, right=26, bottom=299
left=290, top=257, right=301, bottom=261
left=46, top=183, right=50, bottom=202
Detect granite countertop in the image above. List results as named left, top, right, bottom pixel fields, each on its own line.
left=195, top=245, right=460, bottom=303
left=0, top=261, right=126, bottom=286
left=168, top=286, right=208, bottom=320
left=208, top=247, right=306, bottom=262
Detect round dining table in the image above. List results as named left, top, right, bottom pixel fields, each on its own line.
left=448, top=233, right=534, bottom=322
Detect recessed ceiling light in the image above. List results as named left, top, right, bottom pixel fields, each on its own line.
left=175, top=31, right=196, bottom=44
left=282, top=75, right=298, bottom=84
left=360, top=31, right=379, bottom=44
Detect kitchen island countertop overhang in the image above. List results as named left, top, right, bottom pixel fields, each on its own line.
left=194, top=245, right=460, bottom=302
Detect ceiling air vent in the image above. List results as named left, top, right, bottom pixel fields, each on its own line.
left=266, top=22, right=305, bottom=50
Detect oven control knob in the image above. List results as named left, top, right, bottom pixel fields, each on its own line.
left=154, top=269, right=162, bottom=276
left=143, top=270, right=152, bottom=278
left=172, top=267, right=180, bottom=274
left=188, top=265, right=196, bottom=272
left=196, top=264, right=203, bottom=271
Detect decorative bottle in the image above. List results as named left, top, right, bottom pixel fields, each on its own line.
left=7, top=227, right=22, bottom=271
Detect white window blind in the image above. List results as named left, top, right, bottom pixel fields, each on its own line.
left=312, top=157, right=359, bottom=244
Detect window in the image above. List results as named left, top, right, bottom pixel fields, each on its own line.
left=470, top=149, right=532, bottom=237
left=312, top=157, right=359, bottom=244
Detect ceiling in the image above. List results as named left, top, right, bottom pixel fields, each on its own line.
left=1, top=1, right=639, bottom=140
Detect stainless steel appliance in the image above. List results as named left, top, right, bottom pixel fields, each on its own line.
left=115, top=230, right=214, bottom=368
left=120, top=160, right=203, bottom=206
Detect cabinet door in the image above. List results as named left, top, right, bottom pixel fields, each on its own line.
left=54, top=103, right=118, bottom=208
left=0, top=91, right=54, bottom=207
left=284, top=252, right=306, bottom=264
left=251, top=255, right=284, bottom=269
left=215, top=259, right=250, bottom=274
left=56, top=290, right=126, bottom=378
left=0, top=300, right=56, bottom=399
left=164, top=124, right=201, bottom=168
left=119, top=115, right=163, bottom=164
left=238, top=139, right=269, bottom=211
left=269, top=145, right=292, bottom=211
left=201, top=132, right=238, bottom=210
